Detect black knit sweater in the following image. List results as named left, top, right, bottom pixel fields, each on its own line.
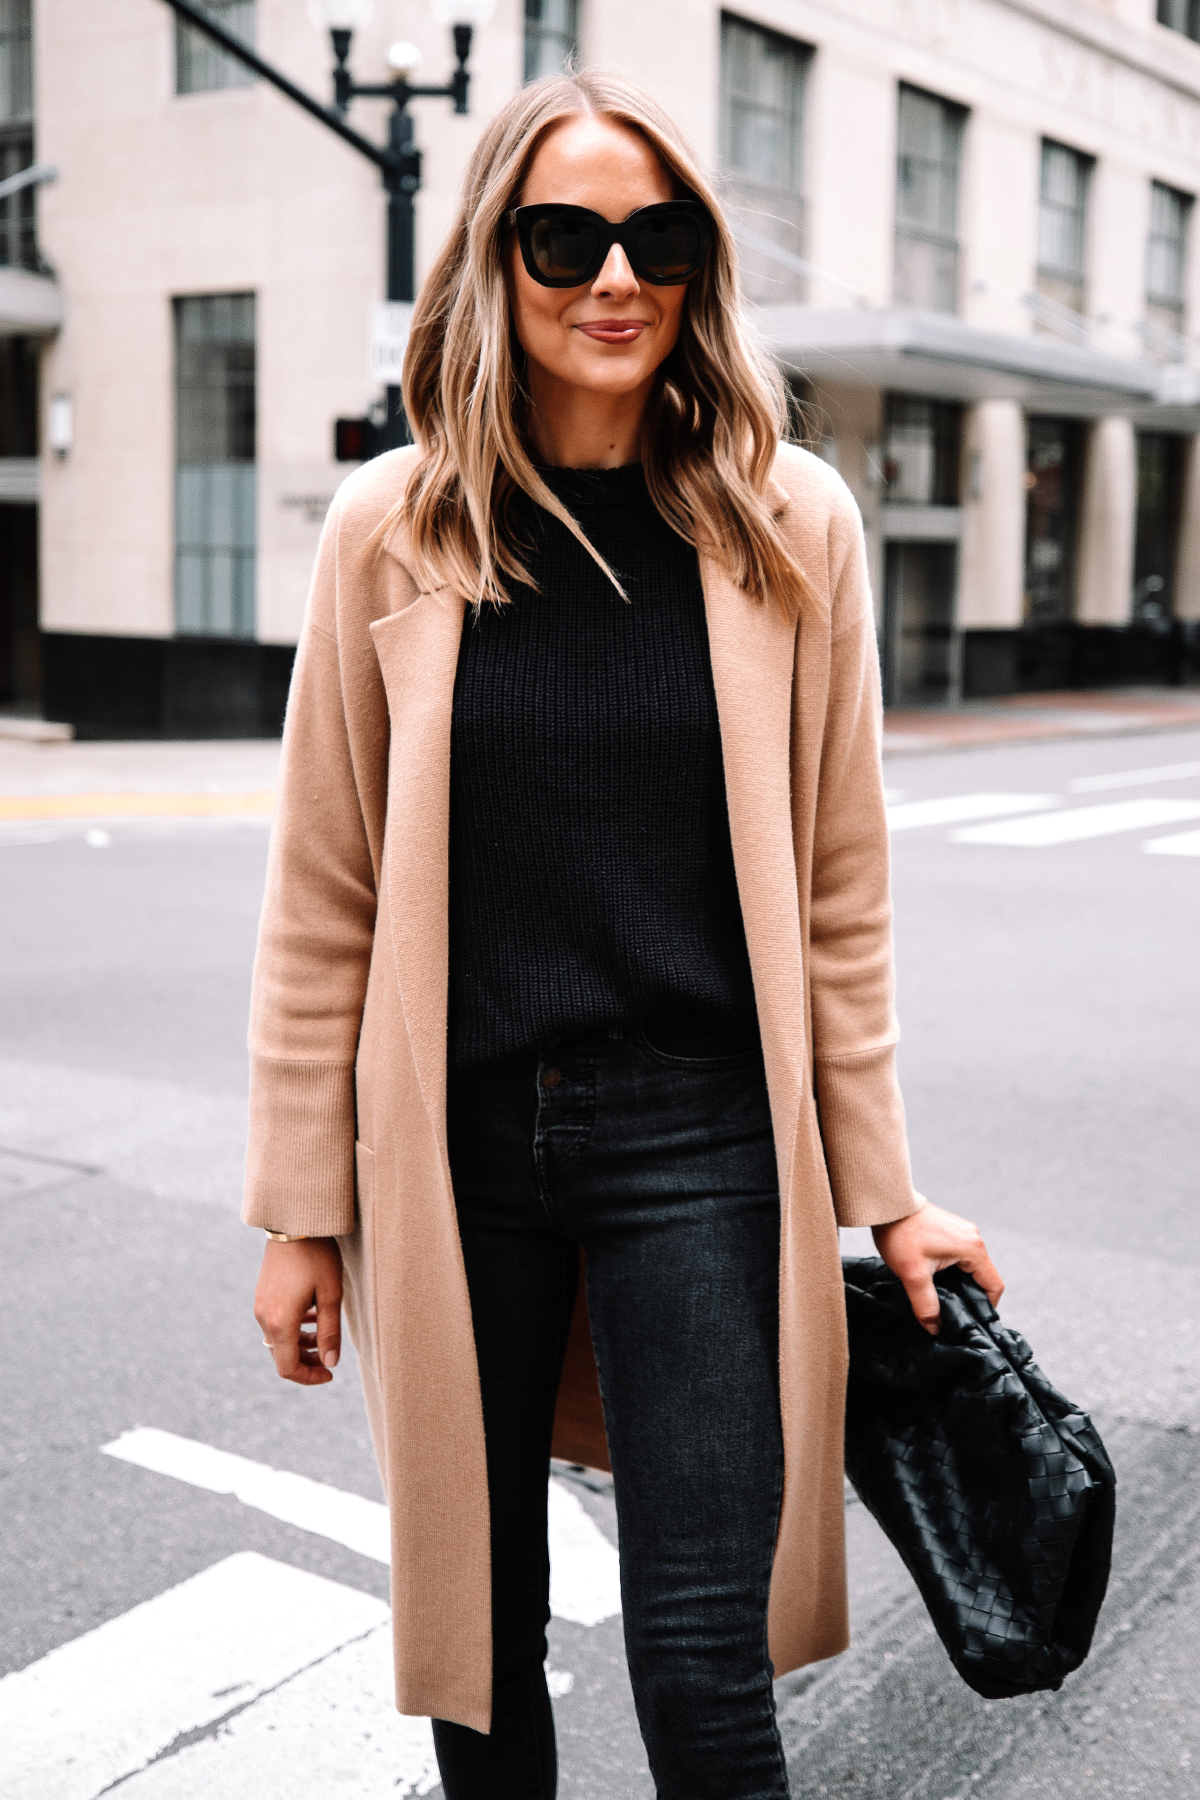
left=447, top=462, right=757, bottom=1072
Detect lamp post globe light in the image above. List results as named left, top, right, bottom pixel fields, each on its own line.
left=161, top=0, right=493, bottom=453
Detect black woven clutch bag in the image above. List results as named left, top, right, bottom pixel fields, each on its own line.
left=842, top=1256, right=1116, bottom=1699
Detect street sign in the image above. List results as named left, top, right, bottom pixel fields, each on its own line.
left=369, top=301, right=414, bottom=385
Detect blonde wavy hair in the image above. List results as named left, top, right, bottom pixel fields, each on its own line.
left=392, top=68, right=813, bottom=617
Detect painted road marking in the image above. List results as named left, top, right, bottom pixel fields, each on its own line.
left=103, top=1427, right=391, bottom=1561
left=0, top=1552, right=390, bottom=1800
left=103, top=1427, right=622, bottom=1626
left=0, top=792, right=274, bottom=821
left=112, top=1621, right=441, bottom=1799
left=886, top=793, right=1056, bottom=832
left=547, top=1472, right=622, bottom=1626
left=1070, top=759, right=1200, bottom=793
left=953, top=797, right=1200, bottom=847
left=1144, top=828, right=1200, bottom=857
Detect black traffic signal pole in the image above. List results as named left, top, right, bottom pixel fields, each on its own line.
left=160, top=0, right=474, bottom=449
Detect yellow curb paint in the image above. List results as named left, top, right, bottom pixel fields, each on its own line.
left=0, top=792, right=276, bottom=821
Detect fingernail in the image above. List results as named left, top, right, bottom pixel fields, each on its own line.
left=322, top=1349, right=339, bottom=1369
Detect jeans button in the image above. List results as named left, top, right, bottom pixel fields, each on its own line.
left=541, top=1068, right=562, bottom=1089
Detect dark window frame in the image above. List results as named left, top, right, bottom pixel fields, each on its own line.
left=882, top=394, right=962, bottom=507
left=523, top=0, right=579, bottom=83
left=0, top=0, right=36, bottom=273
left=1133, top=431, right=1185, bottom=621
left=1146, top=179, right=1192, bottom=348
left=1024, top=415, right=1083, bottom=626
left=1036, top=140, right=1093, bottom=315
left=718, top=12, right=812, bottom=304
left=173, top=293, right=258, bottom=641
left=1156, top=0, right=1200, bottom=44
left=893, top=83, right=967, bottom=315
left=175, top=0, right=256, bottom=97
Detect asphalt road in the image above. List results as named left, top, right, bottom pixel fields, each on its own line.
left=3, top=726, right=1199, bottom=1799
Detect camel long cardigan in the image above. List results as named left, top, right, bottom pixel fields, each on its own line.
left=242, top=438, right=923, bottom=1733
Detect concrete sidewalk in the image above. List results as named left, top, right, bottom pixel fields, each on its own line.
left=3, top=686, right=1200, bottom=815
left=0, top=739, right=281, bottom=820
left=884, top=686, right=1200, bottom=756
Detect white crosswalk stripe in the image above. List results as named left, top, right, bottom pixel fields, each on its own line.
left=114, top=1619, right=442, bottom=1799
left=0, top=1552, right=402, bottom=1800
left=952, top=797, right=1200, bottom=847
left=103, top=1427, right=391, bottom=1560
left=103, top=1427, right=622, bottom=1627
left=1069, top=759, right=1200, bottom=793
left=5, top=1427, right=616, bottom=1800
left=1144, top=828, right=1200, bottom=858
left=886, top=792, right=1055, bottom=832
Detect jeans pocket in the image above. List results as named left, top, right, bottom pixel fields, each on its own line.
left=634, top=1016, right=763, bottom=1071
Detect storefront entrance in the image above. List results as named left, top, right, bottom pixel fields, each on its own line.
left=0, top=502, right=39, bottom=709
left=882, top=541, right=958, bottom=707
left=1024, top=416, right=1082, bottom=624
left=1133, top=432, right=1184, bottom=622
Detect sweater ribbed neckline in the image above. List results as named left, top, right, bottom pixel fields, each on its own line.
left=534, top=462, right=648, bottom=509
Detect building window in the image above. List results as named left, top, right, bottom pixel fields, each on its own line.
left=1146, top=180, right=1191, bottom=352
left=1133, top=433, right=1184, bottom=621
left=176, top=0, right=255, bottom=96
left=1156, top=0, right=1200, bottom=43
left=523, top=0, right=578, bottom=82
left=718, top=14, right=810, bottom=305
left=174, top=294, right=256, bottom=639
left=0, top=0, right=36, bottom=273
left=882, top=396, right=961, bottom=506
left=1024, top=416, right=1082, bottom=625
left=1037, top=141, right=1092, bottom=315
left=893, top=85, right=965, bottom=315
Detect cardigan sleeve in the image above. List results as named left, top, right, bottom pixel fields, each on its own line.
left=808, top=499, right=924, bottom=1230
left=241, top=496, right=379, bottom=1237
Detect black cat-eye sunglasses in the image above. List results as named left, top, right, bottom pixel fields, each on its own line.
left=505, top=199, right=712, bottom=288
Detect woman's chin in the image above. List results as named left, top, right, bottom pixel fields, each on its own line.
left=561, top=351, right=661, bottom=397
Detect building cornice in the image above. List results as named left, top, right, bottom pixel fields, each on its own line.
left=996, top=0, right=1200, bottom=105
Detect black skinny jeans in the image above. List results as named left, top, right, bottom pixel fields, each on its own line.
left=434, top=1019, right=791, bottom=1800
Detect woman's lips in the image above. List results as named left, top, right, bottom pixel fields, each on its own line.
left=575, top=320, right=647, bottom=343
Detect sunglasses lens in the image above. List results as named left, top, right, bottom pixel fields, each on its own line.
left=634, top=211, right=705, bottom=281
left=529, top=213, right=600, bottom=283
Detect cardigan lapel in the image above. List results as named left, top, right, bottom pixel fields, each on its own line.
left=700, top=554, right=808, bottom=1111
left=369, top=590, right=466, bottom=1144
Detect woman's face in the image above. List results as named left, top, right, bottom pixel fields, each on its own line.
left=505, top=115, right=690, bottom=404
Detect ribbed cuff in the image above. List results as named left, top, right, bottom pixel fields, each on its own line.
left=242, top=1057, right=357, bottom=1237
left=815, top=1046, right=923, bottom=1228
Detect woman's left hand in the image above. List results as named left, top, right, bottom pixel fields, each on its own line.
left=872, top=1202, right=1004, bottom=1336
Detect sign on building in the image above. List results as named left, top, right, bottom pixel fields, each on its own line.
left=369, top=301, right=414, bottom=385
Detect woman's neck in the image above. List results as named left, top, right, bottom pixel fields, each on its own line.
left=524, top=363, right=654, bottom=469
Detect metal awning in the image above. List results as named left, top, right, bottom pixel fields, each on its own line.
left=0, top=266, right=63, bottom=337
left=752, top=304, right=1200, bottom=423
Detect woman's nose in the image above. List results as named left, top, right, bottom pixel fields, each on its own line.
left=591, top=243, right=640, bottom=299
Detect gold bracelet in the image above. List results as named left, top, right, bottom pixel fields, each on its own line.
left=264, top=1228, right=309, bottom=1243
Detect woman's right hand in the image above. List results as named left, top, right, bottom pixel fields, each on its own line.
left=253, top=1237, right=344, bottom=1384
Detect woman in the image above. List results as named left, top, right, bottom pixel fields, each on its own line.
left=247, top=69, right=1002, bottom=1800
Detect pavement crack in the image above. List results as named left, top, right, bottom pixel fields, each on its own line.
left=0, top=1142, right=103, bottom=1175
left=90, top=1620, right=390, bottom=1796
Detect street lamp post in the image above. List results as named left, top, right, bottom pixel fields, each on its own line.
left=160, top=0, right=494, bottom=450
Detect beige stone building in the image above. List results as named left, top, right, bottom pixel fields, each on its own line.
left=2, top=0, right=1200, bottom=730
